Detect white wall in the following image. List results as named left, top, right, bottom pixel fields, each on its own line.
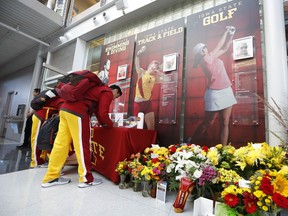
left=0, top=66, right=34, bottom=141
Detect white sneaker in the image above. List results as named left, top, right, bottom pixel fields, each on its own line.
left=60, top=166, right=65, bottom=176
left=41, top=177, right=71, bottom=188
left=78, top=178, right=103, bottom=188
left=38, top=162, right=49, bottom=168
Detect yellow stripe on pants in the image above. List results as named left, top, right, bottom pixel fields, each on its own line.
left=42, top=110, right=91, bottom=183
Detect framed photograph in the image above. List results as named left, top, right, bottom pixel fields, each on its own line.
left=117, top=64, right=128, bottom=80
left=163, top=53, right=178, bottom=72
left=233, top=36, right=254, bottom=60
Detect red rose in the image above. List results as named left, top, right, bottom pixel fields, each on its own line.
left=224, top=194, right=239, bottom=207
left=202, top=146, right=209, bottom=152
left=169, top=146, right=177, bottom=153
left=151, top=158, right=159, bottom=163
left=260, top=176, right=274, bottom=195
left=272, top=192, right=288, bottom=208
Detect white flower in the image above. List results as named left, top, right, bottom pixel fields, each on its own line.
left=166, top=163, right=175, bottom=173
left=193, top=169, right=203, bottom=179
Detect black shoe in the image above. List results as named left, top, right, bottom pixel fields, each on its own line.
left=16, top=144, right=29, bottom=149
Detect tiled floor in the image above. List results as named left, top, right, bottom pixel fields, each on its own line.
left=0, top=138, right=194, bottom=216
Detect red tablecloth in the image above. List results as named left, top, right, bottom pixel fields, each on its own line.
left=90, top=127, right=157, bottom=183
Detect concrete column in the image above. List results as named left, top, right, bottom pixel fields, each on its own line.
left=263, top=0, right=288, bottom=146
left=72, top=38, right=87, bottom=71
left=46, top=0, right=56, bottom=9
left=20, top=44, right=43, bottom=143
left=30, top=44, right=43, bottom=94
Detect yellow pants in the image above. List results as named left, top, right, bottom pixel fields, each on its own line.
left=30, top=115, right=49, bottom=168
left=42, top=110, right=93, bottom=183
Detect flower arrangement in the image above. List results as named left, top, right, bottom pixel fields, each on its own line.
left=216, top=168, right=242, bottom=191
left=206, top=144, right=236, bottom=170
left=220, top=184, right=258, bottom=215
left=166, top=143, right=219, bottom=199
left=114, top=141, right=288, bottom=214
left=115, top=159, right=129, bottom=175
left=250, top=167, right=288, bottom=214
left=142, top=146, right=171, bottom=185
left=232, top=142, right=285, bottom=179
left=128, top=153, right=144, bottom=182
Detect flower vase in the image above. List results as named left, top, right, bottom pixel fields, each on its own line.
left=150, top=182, right=157, bottom=198
left=118, top=174, right=126, bottom=189
left=142, top=180, right=150, bottom=197
left=133, top=180, right=142, bottom=192
left=150, top=186, right=157, bottom=198
left=126, top=174, right=134, bottom=188
left=260, top=212, right=277, bottom=216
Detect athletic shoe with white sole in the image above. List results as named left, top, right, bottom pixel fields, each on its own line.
left=78, top=178, right=103, bottom=188
left=37, top=162, right=49, bottom=168
left=41, top=177, right=71, bottom=188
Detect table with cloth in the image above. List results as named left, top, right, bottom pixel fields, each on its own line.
left=90, top=127, right=157, bottom=183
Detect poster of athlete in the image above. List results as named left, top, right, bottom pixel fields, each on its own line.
left=131, top=18, right=185, bottom=146
left=184, top=0, right=264, bottom=147
left=99, top=35, right=135, bottom=114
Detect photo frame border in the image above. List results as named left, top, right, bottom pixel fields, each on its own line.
left=163, top=53, right=178, bottom=72
left=117, top=64, right=128, bottom=80
left=233, top=36, right=254, bottom=60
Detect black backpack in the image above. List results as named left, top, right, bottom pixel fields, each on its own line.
left=37, top=115, right=60, bottom=150
left=30, top=89, right=58, bottom=111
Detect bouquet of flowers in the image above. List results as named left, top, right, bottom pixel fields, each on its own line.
left=142, top=146, right=171, bottom=186
left=206, top=144, right=236, bottom=170
left=115, top=159, right=129, bottom=175
left=250, top=167, right=288, bottom=214
left=220, top=183, right=259, bottom=215
left=233, top=142, right=285, bottom=179
left=215, top=168, right=242, bottom=193
left=166, top=143, right=218, bottom=198
left=127, top=153, right=144, bottom=182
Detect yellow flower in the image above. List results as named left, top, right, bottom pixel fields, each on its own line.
left=228, top=149, right=235, bottom=154
left=255, top=180, right=261, bottom=186
left=264, top=198, right=271, bottom=204
left=272, top=174, right=288, bottom=196
left=217, top=168, right=241, bottom=183
left=257, top=176, right=263, bottom=181
left=224, top=185, right=238, bottom=196
left=246, top=151, right=260, bottom=166
left=262, top=206, right=268, bottom=211
left=235, top=160, right=247, bottom=171
left=254, top=190, right=265, bottom=198
left=141, top=166, right=151, bottom=180
left=201, top=150, right=207, bottom=156
left=216, top=144, right=222, bottom=150
left=257, top=201, right=263, bottom=206
left=279, top=165, right=288, bottom=175
left=207, top=148, right=219, bottom=166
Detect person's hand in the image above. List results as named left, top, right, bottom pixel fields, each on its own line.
left=113, top=121, right=119, bottom=127
left=137, top=46, right=146, bottom=56
left=226, top=26, right=236, bottom=35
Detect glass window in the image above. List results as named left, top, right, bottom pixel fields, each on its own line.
left=72, top=0, right=101, bottom=17
left=85, top=36, right=105, bottom=73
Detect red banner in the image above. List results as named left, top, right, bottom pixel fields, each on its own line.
left=184, top=0, right=264, bottom=147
